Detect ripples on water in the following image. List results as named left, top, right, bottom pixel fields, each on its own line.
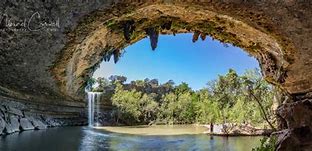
left=0, top=127, right=261, bottom=151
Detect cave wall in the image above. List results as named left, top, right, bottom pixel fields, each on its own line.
left=0, top=1, right=312, bottom=150
left=0, top=0, right=112, bottom=133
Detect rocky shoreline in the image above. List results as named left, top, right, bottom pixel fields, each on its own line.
left=202, top=123, right=273, bottom=136
left=0, top=105, right=48, bottom=136
left=0, top=96, right=87, bottom=136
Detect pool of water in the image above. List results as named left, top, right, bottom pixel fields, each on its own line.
left=0, top=126, right=262, bottom=151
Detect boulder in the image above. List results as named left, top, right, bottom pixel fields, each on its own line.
left=0, top=105, right=6, bottom=118
left=30, top=118, right=47, bottom=130
left=7, top=107, right=23, bottom=116
left=0, top=117, right=6, bottom=135
left=5, top=116, right=20, bottom=134
left=19, top=118, right=34, bottom=131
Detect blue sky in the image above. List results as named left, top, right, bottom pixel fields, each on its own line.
left=93, top=33, right=259, bottom=90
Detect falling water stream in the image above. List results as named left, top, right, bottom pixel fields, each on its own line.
left=87, top=92, right=102, bottom=127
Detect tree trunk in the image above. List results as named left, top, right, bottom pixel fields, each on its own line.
left=250, top=92, right=276, bottom=130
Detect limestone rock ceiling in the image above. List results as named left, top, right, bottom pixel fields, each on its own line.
left=0, top=1, right=311, bottom=102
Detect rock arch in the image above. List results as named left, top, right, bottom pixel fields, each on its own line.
left=0, top=1, right=311, bottom=150
left=52, top=3, right=292, bottom=100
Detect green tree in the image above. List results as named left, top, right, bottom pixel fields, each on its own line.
left=175, top=92, right=195, bottom=124
left=93, top=77, right=111, bottom=92
left=195, top=89, right=221, bottom=124
left=211, top=69, right=240, bottom=124
left=157, top=92, right=178, bottom=124
left=241, top=69, right=276, bottom=129
left=175, top=82, right=192, bottom=94
left=111, top=83, right=142, bottom=124
left=104, top=68, right=276, bottom=127
left=139, top=93, right=158, bottom=123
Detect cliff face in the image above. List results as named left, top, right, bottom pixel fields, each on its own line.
left=0, top=1, right=311, bottom=150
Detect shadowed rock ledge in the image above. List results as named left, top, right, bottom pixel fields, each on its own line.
left=0, top=95, right=87, bottom=135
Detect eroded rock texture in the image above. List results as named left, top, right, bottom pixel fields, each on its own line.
left=276, top=100, right=312, bottom=150
left=0, top=1, right=311, bottom=150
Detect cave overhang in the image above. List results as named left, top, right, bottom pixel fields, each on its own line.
left=51, top=3, right=294, bottom=100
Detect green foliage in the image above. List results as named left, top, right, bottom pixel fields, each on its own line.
left=195, top=89, right=221, bottom=124
left=252, top=136, right=277, bottom=151
left=112, top=83, right=143, bottom=124
left=174, top=82, right=191, bottom=94
left=157, top=92, right=178, bottom=124
left=139, top=93, right=159, bottom=122
left=92, top=77, right=111, bottom=92
left=94, top=68, right=277, bottom=127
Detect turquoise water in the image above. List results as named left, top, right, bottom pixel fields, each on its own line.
left=0, top=127, right=261, bottom=151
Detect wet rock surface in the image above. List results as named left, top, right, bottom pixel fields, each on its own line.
left=30, top=118, right=47, bottom=130
left=5, top=116, right=20, bottom=134
left=0, top=96, right=87, bottom=135
left=94, top=110, right=117, bottom=126
left=276, top=99, right=312, bottom=151
left=0, top=117, right=5, bottom=135
left=20, top=118, right=34, bottom=131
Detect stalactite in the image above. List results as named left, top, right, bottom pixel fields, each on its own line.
left=161, top=21, right=172, bottom=30
left=122, top=20, right=135, bottom=41
left=103, top=49, right=114, bottom=62
left=145, top=28, right=159, bottom=51
left=172, top=30, right=177, bottom=36
left=113, top=49, right=121, bottom=63
left=103, top=52, right=110, bottom=62
left=186, top=26, right=191, bottom=31
left=192, top=31, right=200, bottom=43
left=200, top=33, right=207, bottom=41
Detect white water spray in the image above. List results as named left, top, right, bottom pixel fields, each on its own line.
left=87, top=92, right=102, bottom=127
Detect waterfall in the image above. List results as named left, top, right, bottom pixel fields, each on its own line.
left=96, top=92, right=101, bottom=127
left=87, top=92, right=102, bottom=127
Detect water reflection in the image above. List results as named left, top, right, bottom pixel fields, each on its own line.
left=0, top=127, right=83, bottom=151
left=0, top=127, right=261, bottom=151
